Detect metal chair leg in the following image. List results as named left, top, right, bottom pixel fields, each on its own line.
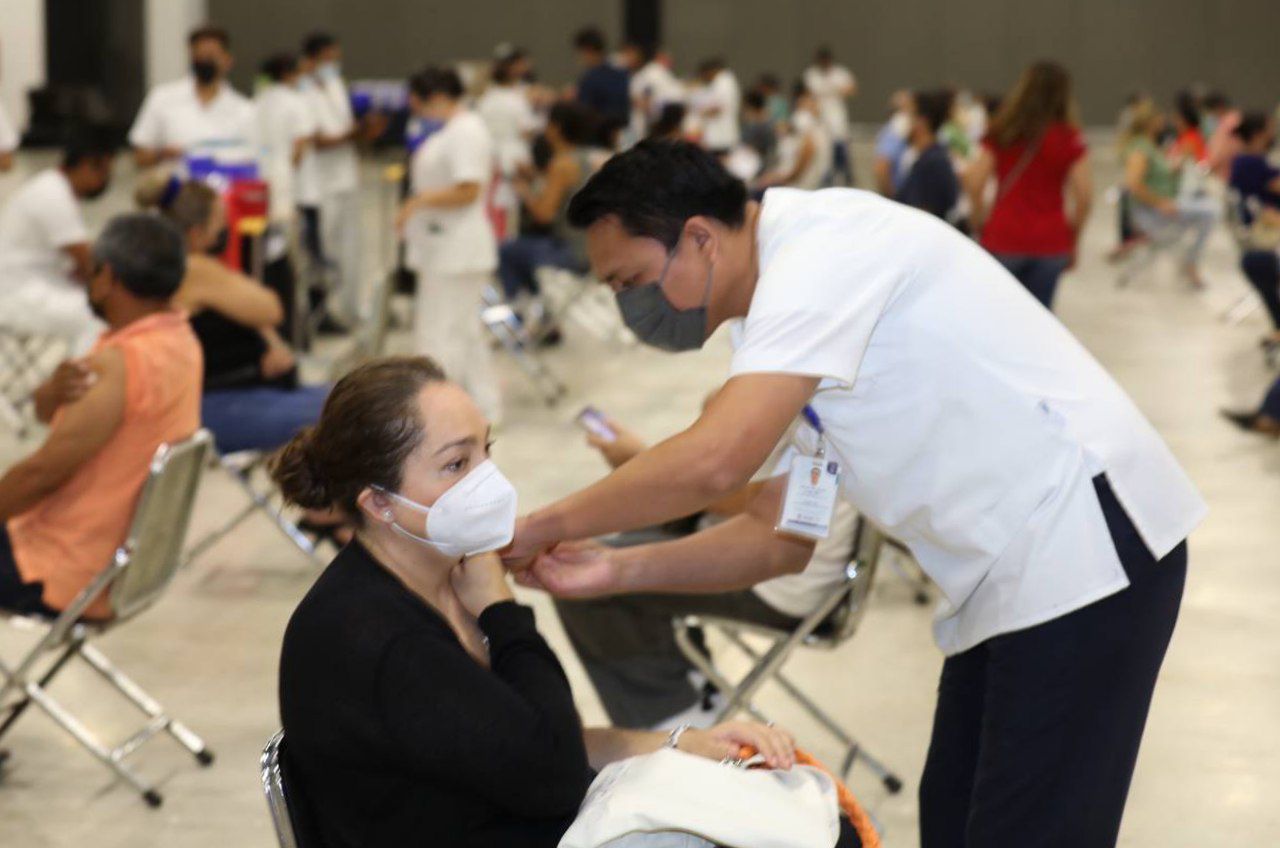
left=76, top=644, right=214, bottom=766
left=0, top=635, right=83, bottom=743
left=23, top=681, right=164, bottom=807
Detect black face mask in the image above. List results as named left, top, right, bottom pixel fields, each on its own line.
left=206, top=227, right=230, bottom=256
left=191, top=60, right=220, bottom=85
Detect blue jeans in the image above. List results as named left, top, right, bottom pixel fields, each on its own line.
left=201, top=384, right=330, bottom=454
left=994, top=253, right=1073, bottom=310
left=497, top=236, right=584, bottom=300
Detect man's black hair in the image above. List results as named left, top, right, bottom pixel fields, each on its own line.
left=815, top=45, right=834, bottom=63
left=1233, top=111, right=1272, bottom=144
left=188, top=25, right=230, bottom=49
left=93, top=214, right=187, bottom=300
left=914, top=89, right=954, bottom=136
left=547, top=101, right=598, bottom=147
left=744, top=89, right=766, bottom=111
left=574, top=27, right=606, bottom=53
left=409, top=66, right=464, bottom=100
left=566, top=140, right=748, bottom=249
left=261, top=53, right=298, bottom=82
left=1202, top=91, right=1231, bottom=111
left=62, top=125, right=116, bottom=169
left=302, top=31, right=337, bottom=58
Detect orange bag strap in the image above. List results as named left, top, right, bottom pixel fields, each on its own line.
left=737, top=746, right=881, bottom=848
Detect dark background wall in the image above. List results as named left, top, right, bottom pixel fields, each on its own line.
left=206, top=0, right=1280, bottom=124
left=208, top=0, right=621, bottom=93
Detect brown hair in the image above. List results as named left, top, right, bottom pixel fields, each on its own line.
left=270, top=356, right=447, bottom=520
left=135, top=174, right=219, bottom=236
left=989, top=61, right=1079, bottom=147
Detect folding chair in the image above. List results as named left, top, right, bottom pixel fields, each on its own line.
left=183, top=448, right=327, bottom=568
left=672, top=516, right=903, bottom=793
left=1221, top=188, right=1266, bottom=326
left=481, top=283, right=568, bottom=406
left=0, top=330, right=65, bottom=438
left=0, top=430, right=217, bottom=807
left=532, top=266, right=637, bottom=347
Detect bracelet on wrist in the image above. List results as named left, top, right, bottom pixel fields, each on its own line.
left=665, top=723, right=690, bottom=751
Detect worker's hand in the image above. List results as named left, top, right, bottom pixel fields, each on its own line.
left=586, top=416, right=647, bottom=469
left=512, top=540, right=620, bottom=599
left=451, top=551, right=515, bottom=618
left=394, top=198, right=419, bottom=235
left=259, top=345, right=297, bottom=380
left=1157, top=198, right=1179, bottom=218
left=679, top=720, right=797, bottom=770
left=501, top=514, right=556, bottom=574
left=41, top=359, right=97, bottom=409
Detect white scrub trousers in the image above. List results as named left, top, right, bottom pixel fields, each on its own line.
left=412, top=270, right=502, bottom=423
left=320, top=188, right=365, bottom=325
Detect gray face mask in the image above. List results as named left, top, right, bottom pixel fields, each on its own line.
left=615, top=238, right=714, bottom=352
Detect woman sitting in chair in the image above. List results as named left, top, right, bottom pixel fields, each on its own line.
left=136, top=176, right=330, bottom=456
left=271, top=356, right=862, bottom=847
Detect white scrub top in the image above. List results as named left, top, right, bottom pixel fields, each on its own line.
left=0, top=168, right=86, bottom=290
left=730, top=187, right=1207, bottom=655
left=802, top=64, right=856, bottom=140
left=476, top=84, right=538, bottom=175
left=699, top=70, right=741, bottom=151
left=129, top=78, right=256, bottom=155
left=255, top=83, right=315, bottom=222
left=405, top=110, right=497, bottom=277
left=310, top=74, right=359, bottom=195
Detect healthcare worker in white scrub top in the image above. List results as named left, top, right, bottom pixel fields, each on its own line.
left=396, top=67, right=502, bottom=425
left=129, top=25, right=255, bottom=168
left=505, top=140, right=1206, bottom=848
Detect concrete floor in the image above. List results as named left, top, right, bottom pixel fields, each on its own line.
left=0, top=141, right=1277, bottom=847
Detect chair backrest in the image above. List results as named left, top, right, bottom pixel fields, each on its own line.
left=808, top=516, right=887, bottom=647
left=262, top=730, right=300, bottom=848
left=106, top=430, right=213, bottom=621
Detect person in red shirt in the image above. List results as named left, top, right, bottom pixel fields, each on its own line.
left=964, top=61, right=1093, bottom=311
left=1169, top=96, right=1208, bottom=164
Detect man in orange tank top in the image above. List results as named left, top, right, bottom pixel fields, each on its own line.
left=0, top=214, right=203, bottom=620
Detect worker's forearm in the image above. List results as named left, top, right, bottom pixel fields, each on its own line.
left=610, top=513, right=813, bottom=596
left=412, top=185, right=481, bottom=210
left=583, top=727, right=665, bottom=770
left=528, top=431, right=738, bottom=545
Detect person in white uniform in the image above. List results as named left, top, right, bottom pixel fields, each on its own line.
left=396, top=67, right=501, bottom=424
left=128, top=25, right=255, bottom=168
left=301, top=31, right=368, bottom=329
left=621, top=42, right=685, bottom=142
left=802, top=46, right=857, bottom=186
left=254, top=54, right=314, bottom=233
left=692, top=58, right=740, bottom=155
left=504, top=141, right=1206, bottom=848
left=0, top=131, right=114, bottom=353
left=757, top=83, right=832, bottom=192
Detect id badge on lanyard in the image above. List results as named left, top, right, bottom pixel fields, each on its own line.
left=776, top=405, right=841, bottom=540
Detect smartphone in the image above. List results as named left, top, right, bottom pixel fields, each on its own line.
left=576, top=406, right=617, bottom=442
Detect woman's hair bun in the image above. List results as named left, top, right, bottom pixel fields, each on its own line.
left=269, top=427, right=333, bottom=509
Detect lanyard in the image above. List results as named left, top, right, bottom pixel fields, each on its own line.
left=801, top=404, right=826, bottom=457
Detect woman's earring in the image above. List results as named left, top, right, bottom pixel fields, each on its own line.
left=383, top=510, right=394, bottom=521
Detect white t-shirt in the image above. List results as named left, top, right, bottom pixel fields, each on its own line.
left=777, top=110, right=832, bottom=190
left=406, top=110, right=497, bottom=276
left=731, top=188, right=1207, bottom=655
left=129, top=78, right=256, bottom=155
left=476, top=85, right=538, bottom=175
left=630, top=60, right=686, bottom=133
left=255, top=83, right=316, bottom=221
left=0, top=169, right=86, bottom=291
left=0, top=103, right=17, bottom=154
left=310, top=74, right=359, bottom=194
left=292, top=79, right=325, bottom=206
left=699, top=70, right=741, bottom=151
left=802, top=65, right=856, bottom=140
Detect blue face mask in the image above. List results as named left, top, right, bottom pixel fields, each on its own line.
left=614, top=236, right=714, bottom=353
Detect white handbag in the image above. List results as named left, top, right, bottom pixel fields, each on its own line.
left=558, top=748, right=841, bottom=848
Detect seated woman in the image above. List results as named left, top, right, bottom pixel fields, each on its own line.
left=1122, top=100, right=1218, bottom=288
left=271, top=356, right=861, bottom=847
left=1228, top=112, right=1280, bottom=348
left=136, top=176, right=330, bottom=456
left=499, top=102, right=598, bottom=339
